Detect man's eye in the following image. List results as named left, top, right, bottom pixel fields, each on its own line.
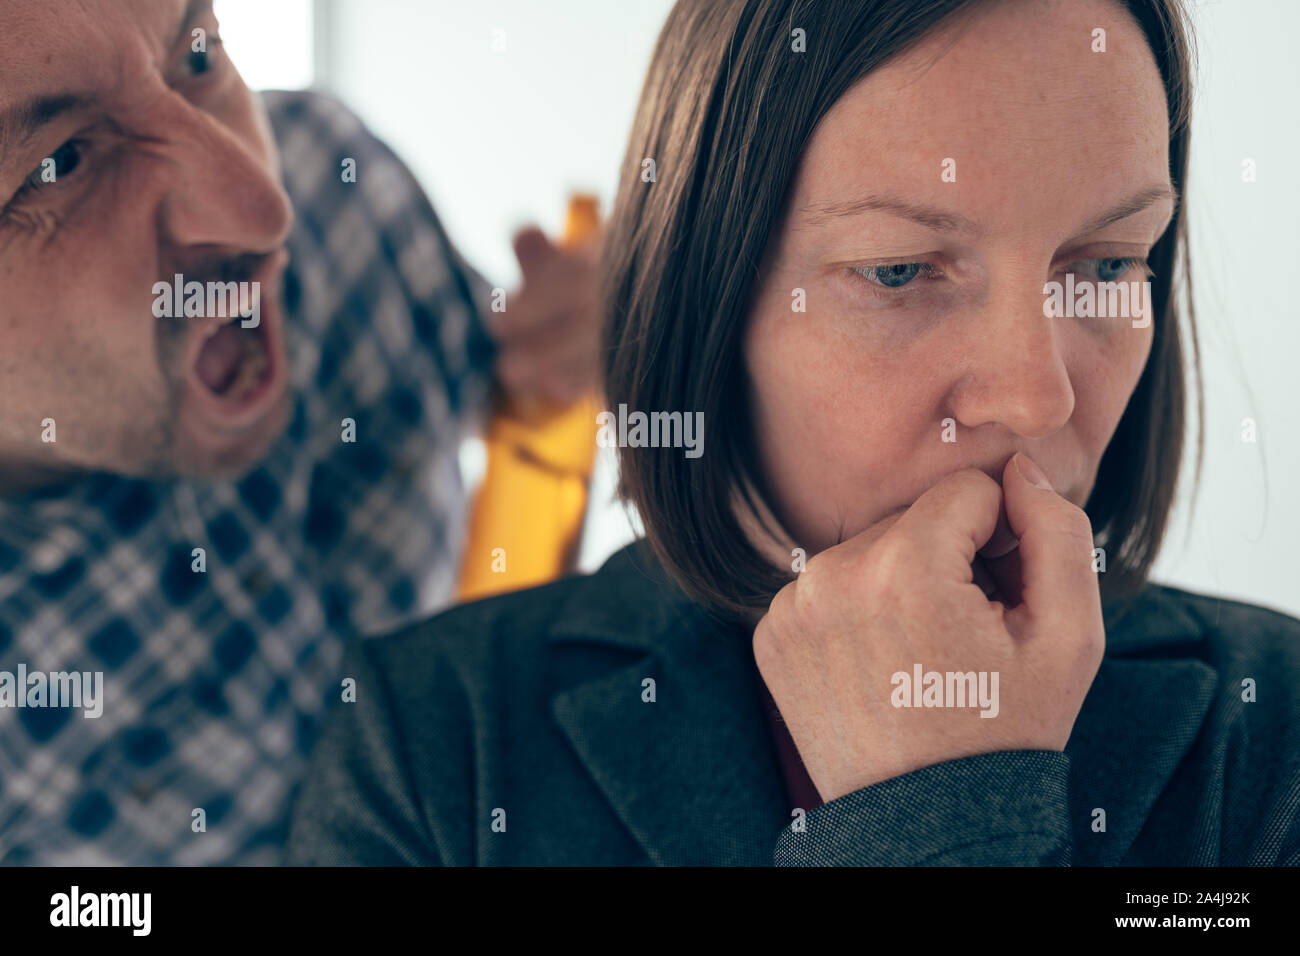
left=187, top=36, right=224, bottom=76
left=18, top=139, right=83, bottom=195
left=852, top=262, right=941, bottom=289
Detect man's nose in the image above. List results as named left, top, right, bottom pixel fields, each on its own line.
left=152, top=101, right=293, bottom=253
left=946, top=282, right=1076, bottom=440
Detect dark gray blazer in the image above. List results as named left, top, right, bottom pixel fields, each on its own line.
left=286, top=542, right=1300, bottom=866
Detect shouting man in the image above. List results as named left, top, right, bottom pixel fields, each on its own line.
left=0, top=0, right=599, bottom=864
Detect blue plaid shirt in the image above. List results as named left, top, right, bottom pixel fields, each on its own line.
left=0, top=90, right=496, bottom=865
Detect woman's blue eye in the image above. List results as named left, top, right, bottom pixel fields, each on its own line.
left=1094, top=257, right=1135, bottom=281
left=857, top=263, right=925, bottom=288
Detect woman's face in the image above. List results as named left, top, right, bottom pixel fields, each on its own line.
left=743, top=0, right=1174, bottom=556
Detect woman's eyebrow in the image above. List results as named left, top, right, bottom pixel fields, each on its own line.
left=799, top=182, right=1179, bottom=238
left=1072, top=183, right=1179, bottom=237
left=800, top=193, right=985, bottom=235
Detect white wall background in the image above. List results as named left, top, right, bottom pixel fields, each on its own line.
left=216, top=0, right=1300, bottom=618
left=1152, top=0, right=1300, bottom=617
left=215, top=0, right=316, bottom=90
left=320, top=0, right=675, bottom=286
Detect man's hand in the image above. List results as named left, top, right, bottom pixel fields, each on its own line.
left=489, top=225, right=601, bottom=408
left=752, top=452, right=1105, bottom=804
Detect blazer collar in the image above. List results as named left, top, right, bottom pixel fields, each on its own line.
left=547, top=544, right=1218, bottom=866
left=1067, top=585, right=1219, bottom=863
left=546, top=543, right=789, bottom=864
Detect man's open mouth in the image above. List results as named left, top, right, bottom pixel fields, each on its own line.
left=195, top=317, right=271, bottom=402
left=180, top=251, right=289, bottom=430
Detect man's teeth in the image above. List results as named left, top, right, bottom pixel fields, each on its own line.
left=226, top=334, right=269, bottom=398
left=202, top=315, right=242, bottom=340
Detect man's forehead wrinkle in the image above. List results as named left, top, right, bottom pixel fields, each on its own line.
left=0, top=0, right=181, bottom=169
left=0, top=96, right=82, bottom=173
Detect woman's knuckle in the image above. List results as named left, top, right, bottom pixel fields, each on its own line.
left=863, top=533, right=917, bottom=591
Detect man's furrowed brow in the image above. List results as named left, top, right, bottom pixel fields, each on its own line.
left=0, top=93, right=97, bottom=174
left=174, top=0, right=209, bottom=51
left=0, top=0, right=200, bottom=177
left=800, top=193, right=985, bottom=236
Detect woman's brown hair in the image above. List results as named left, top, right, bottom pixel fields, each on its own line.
left=602, top=0, right=1200, bottom=623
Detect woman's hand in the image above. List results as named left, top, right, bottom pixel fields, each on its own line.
left=752, top=452, right=1105, bottom=804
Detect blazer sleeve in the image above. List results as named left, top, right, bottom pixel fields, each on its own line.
left=773, top=750, right=1072, bottom=866
left=286, top=637, right=442, bottom=866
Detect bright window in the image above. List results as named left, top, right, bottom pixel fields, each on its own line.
left=214, top=0, right=316, bottom=90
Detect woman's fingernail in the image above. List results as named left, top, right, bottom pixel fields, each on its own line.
left=1014, top=452, right=1053, bottom=490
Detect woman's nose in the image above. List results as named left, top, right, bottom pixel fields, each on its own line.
left=946, top=286, right=1076, bottom=440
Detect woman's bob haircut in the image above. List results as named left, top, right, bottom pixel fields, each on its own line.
left=601, top=0, right=1200, bottom=624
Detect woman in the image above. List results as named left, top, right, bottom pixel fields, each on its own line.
left=287, top=0, right=1300, bottom=866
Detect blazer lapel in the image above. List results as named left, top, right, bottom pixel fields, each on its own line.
left=546, top=552, right=789, bottom=865
left=1066, top=590, right=1219, bottom=864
